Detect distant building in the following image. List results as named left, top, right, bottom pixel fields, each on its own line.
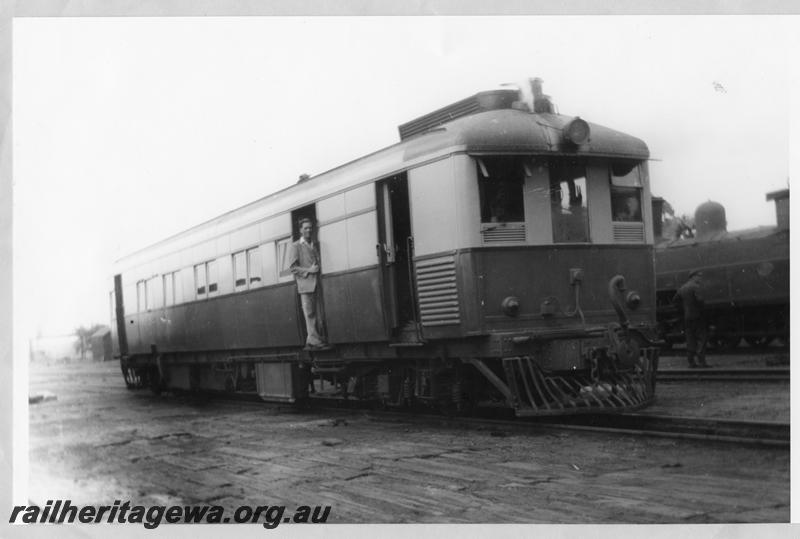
left=90, top=326, right=112, bottom=361
left=29, top=335, right=77, bottom=362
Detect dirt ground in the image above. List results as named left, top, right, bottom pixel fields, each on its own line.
left=26, top=359, right=789, bottom=524
left=652, top=349, right=790, bottom=422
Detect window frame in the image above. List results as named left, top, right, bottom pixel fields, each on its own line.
left=163, top=271, right=179, bottom=307
left=194, top=260, right=219, bottom=299
left=233, top=246, right=263, bottom=291
left=247, top=247, right=262, bottom=287
left=610, top=162, right=644, bottom=223
left=476, top=156, right=527, bottom=225
left=549, top=159, right=590, bottom=244
left=276, top=237, right=294, bottom=282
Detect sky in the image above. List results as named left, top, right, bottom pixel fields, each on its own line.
left=12, top=15, right=797, bottom=340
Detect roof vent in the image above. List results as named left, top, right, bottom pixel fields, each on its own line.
left=398, top=88, right=520, bottom=140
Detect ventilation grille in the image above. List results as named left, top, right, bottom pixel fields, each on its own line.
left=415, top=255, right=461, bottom=327
left=613, top=222, right=645, bottom=243
left=398, top=89, right=519, bottom=140
left=481, top=222, right=526, bottom=244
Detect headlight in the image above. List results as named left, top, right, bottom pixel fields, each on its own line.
left=563, top=117, right=590, bottom=145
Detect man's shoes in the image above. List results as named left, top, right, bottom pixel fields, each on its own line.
left=697, top=361, right=712, bottom=369
left=688, top=363, right=699, bottom=369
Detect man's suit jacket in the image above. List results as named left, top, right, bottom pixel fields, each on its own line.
left=288, top=239, right=320, bottom=294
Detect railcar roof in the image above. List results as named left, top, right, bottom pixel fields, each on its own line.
left=403, top=109, right=650, bottom=160
left=116, top=108, right=649, bottom=266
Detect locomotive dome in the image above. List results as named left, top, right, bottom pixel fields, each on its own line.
left=695, top=200, right=727, bottom=240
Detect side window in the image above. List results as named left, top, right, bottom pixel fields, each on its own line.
left=146, top=276, right=161, bottom=310
left=195, top=263, right=207, bottom=297
left=233, top=247, right=262, bottom=291
left=173, top=271, right=183, bottom=304
left=550, top=159, right=589, bottom=243
left=610, top=161, right=643, bottom=222
left=233, top=251, right=247, bottom=291
left=276, top=237, right=293, bottom=281
left=207, top=260, right=218, bottom=295
left=195, top=260, right=218, bottom=298
left=163, top=273, right=174, bottom=307
left=163, top=271, right=180, bottom=307
left=247, top=247, right=262, bottom=286
left=477, top=156, right=526, bottom=223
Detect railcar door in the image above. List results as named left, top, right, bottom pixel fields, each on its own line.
left=376, top=174, right=419, bottom=343
left=289, top=205, right=328, bottom=343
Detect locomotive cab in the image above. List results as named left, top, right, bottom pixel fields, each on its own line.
left=392, top=84, right=659, bottom=414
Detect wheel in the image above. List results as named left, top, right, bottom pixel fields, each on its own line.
left=122, top=366, right=141, bottom=389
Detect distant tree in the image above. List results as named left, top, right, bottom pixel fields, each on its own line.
left=73, top=324, right=105, bottom=360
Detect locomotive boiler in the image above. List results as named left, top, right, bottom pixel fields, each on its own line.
left=653, top=190, right=789, bottom=349
left=111, top=78, right=660, bottom=416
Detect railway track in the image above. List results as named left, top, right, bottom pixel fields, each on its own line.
left=163, top=384, right=790, bottom=447
left=537, top=413, right=789, bottom=447
left=658, top=346, right=789, bottom=357
left=656, top=367, right=789, bottom=382
left=305, top=401, right=789, bottom=448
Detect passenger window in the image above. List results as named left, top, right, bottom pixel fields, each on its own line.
left=233, top=247, right=262, bottom=290
left=233, top=251, right=247, bottom=290
left=207, top=260, right=218, bottom=295
left=477, top=156, right=526, bottom=223
left=162, top=271, right=180, bottom=306
left=277, top=237, right=293, bottom=281
left=173, top=271, right=183, bottom=304
left=195, top=263, right=207, bottom=297
left=550, top=159, right=589, bottom=243
left=247, top=247, right=262, bottom=286
left=150, top=276, right=163, bottom=309
left=610, top=161, right=643, bottom=222
left=163, top=273, right=174, bottom=307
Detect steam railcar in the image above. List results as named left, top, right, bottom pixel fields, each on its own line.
left=111, top=79, right=659, bottom=416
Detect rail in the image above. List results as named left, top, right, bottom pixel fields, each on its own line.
left=656, top=367, right=789, bottom=382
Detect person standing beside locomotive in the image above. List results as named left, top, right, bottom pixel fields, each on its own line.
left=288, top=218, right=330, bottom=351
left=673, top=270, right=710, bottom=368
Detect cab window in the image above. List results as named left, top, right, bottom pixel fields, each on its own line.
left=550, top=159, right=589, bottom=243
left=477, top=156, right=526, bottom=223
left=610, top=161, right=643, bottom=222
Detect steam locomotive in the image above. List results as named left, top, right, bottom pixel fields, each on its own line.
left=653, top=190, right=789, bottom=349
left=111, top=78, right=660, bottom=417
